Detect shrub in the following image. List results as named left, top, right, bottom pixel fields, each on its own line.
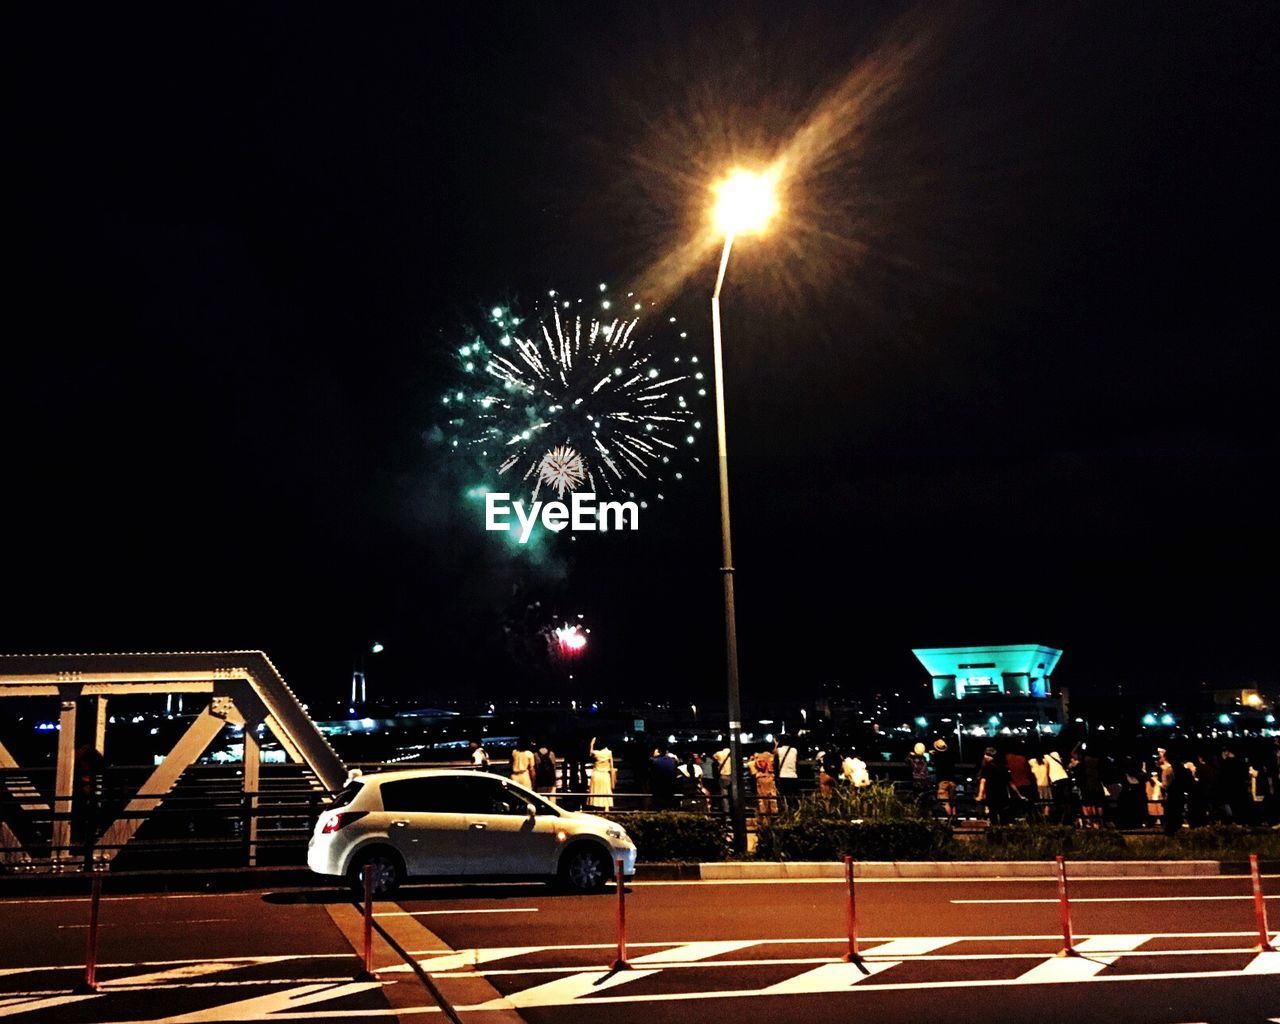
left=981, top=823, right=1128, bottom=860
left=1160, top=825, right=1280, bottom=861
left=604, top=811, right=727, bottom=862
left=756, top=819, right=951, bottom=861
left=786, top=782, right=928, bottom=824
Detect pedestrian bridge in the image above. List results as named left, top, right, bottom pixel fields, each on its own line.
left=0, top=650, right=347, bottom=868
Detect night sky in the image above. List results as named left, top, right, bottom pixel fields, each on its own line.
left=7, top=3, right=1277, bottom=707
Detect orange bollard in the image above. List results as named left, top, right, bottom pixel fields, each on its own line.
left=842, top=855, right=862, bottom=963
left=1055, top=855, right=1078, bottom=957
left=1250, top=854, right=1276, bottom=953
left=75, top=873, right=102, bottom=993
left=610, top=858, right=631, bottom=970
left=354, top=864, right=377, bottom=980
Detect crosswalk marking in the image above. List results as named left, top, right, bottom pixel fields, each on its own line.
left=402, top=945, right=544, bottom=974
left=1243, top=950, right=1280, bottom=975
left=116, top=981, right=384, bottom=1023
left=472, top=966, right=661, bottom=1009
left=759, top=960, right=900, bottom=993
left=0, top=994, right=100, bottom=1018
left=629, top=940, right=757, bottom=964
left=759, top=936, right=954, bottom=994
left=102, top=956, right=289, bottom=988
left=1017, top=934, right=1150, bottom=982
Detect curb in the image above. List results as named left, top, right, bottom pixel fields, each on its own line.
left=1, top=858, right=1263, bottom=897
left=697, top=859, right=1224, bottom=879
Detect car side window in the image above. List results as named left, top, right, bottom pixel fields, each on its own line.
left=380, top=777, right=483, bottom=813
left=486, top=784, right=534, bottom=816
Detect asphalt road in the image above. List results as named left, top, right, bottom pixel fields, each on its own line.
left=1, top=874, right=1278, bottom=1023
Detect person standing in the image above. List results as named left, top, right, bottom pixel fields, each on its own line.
left=976, top=747, right=1011, bottom=824
left=648, top=744, right=680, bottom=809
left=906, top=742, right=933, bottom=814
left=510, top=739, right=535, bottom=790
left=774, top=737, right=800, bottom=805
left=1044, top=748, right=1071, bottom=824
left=1146, top=771, right=1164, bottom=827
left=533, top=743, right=559, bottom=794
left=1006, top=747, right=1036, bottom=820
left=749, top=744, right=777, bottom=826
left=1030, top=752, right=1052, bottom=818
left=712, top=743, right=734, bottom=814
left=587, top=737, right=615, bottom=810
left=469, top=739, right=490, bottom=770
left=932, top=739, right=957, bottom=822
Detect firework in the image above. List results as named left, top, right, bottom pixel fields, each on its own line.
left=441, top=288, right=705, bottom=502
left=538, top=445, right=586, bottom=498
left=554, top=622, right=587, bottom=654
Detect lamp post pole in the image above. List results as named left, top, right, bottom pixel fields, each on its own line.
left=711, top=234, right=746, bottom=851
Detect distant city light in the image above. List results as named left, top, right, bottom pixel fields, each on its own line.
left=1160, top=713, right=1176, bottom=726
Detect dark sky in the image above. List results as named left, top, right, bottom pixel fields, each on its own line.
left=7, top=2, right=1277, bottom=707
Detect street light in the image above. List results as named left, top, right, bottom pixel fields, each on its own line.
left=708, top=166, right=778, bottom=850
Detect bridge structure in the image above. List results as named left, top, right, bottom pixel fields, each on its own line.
left=0, top=651, right=347, bottom=870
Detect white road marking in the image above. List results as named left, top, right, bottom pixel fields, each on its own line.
left=760, top=960, right=901, bottom=993
left=103, top=956, right=290, bottom=987
left=758, top=936, right=954, bottom=994
left=471, top=966, right=660, bottom=1009
left=0, top=951, right=350, bottom=978
left=59, top=917, right=237, bottom=929
left=383, top=945, right=545, bottom=974
left=107, top=980, right=384, bottom=1023
left=400, top=930, right=1266, bottom=958
left=629, top=940, right=757, bottom=964
left=1243, top=951, right=1280, bottom=975
left=1016, top=934, right=1149, bottom=982
left=0, top=994, right=100, bottom=1018
left=374, top=907, right=537, bottom=917
left=453, top=963, right=1280, bottom=1006
left=456, top=948, right=1270, bottom=980
left=954, top=896, right=1279, bottom=904
left=862, top=936, right=959, bottom=957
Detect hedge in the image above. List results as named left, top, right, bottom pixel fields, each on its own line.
left=755, top=819, right=950, bottom=861
left=604, top=811, right=727, bottom=862
left=981, top=823, right=1128, bottom=860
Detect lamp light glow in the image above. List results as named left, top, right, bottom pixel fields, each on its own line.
left=712, top=168, right=779, bottom=237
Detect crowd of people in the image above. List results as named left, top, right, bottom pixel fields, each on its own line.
left=466, top=733, right=1280, bottom=831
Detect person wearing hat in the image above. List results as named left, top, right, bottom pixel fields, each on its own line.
left=906, top=741, right=933, bottom=813
left=976, top=746, right=1012, bottom=824
left=932, top=738, right=958, bottom=822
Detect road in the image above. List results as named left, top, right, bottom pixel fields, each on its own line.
left=1, top=873, right=1278, bottom=1023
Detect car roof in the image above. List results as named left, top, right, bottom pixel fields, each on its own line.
left=349, top=768, right=508, bottom=786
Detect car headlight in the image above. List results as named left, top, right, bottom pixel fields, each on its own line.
left=605, top=826, right=628, bottom=842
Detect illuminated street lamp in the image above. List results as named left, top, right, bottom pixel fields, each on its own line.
left=708, top=167, right=778, bottom=850
left=351, top=641, right=385, bottom=709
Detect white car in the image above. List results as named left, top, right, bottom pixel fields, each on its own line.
left=307, top=768, right=637, bottom=894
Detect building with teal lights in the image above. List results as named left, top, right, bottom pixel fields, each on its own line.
left=913, top=645, right=1062, bottom=701
left=912, top=644, right=1065, bottom=743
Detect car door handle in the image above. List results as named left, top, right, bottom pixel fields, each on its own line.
left=391, top=819, right=409, bottom=827
left=469, top=822, right=487, bottom=830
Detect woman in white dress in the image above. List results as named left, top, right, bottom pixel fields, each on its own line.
left=510, top=738, right=536, bottom=790
left=587, top=737, right=615, bottom=810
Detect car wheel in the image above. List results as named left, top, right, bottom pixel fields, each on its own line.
left=558, top=844, right=614, bottom=893
left=350, top=848, right=403, bottom=897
